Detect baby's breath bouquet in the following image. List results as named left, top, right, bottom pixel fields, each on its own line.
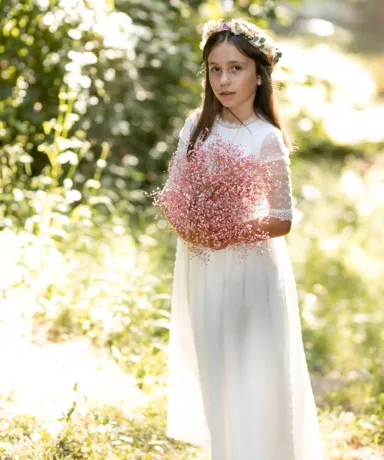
left=149, top=133, right=276, bottom=263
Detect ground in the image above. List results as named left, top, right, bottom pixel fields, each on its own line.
left=0, top=291, right=383, bottom=459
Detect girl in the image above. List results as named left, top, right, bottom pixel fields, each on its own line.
left=165, top=18, right=324, bottom=460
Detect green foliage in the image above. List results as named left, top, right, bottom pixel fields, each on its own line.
left=0, top=0, right=99, bottom=171
left=288, top=156, right=384, bottom=386
left=0, top=0, right=205, bottom=225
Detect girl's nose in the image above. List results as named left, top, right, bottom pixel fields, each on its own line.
left=220, top=71, right=231, bottom=85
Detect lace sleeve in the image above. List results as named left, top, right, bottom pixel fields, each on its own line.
left=165, top=137, right=188, bottom=191
left=259, top=129, right=293, bottom=222
left=164, top=111, right=198, bottom=191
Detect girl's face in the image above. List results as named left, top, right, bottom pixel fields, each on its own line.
left=207, top=41, right=259, bottom=113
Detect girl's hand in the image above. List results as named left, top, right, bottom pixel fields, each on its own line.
left=206, top=235, right=229, bottom=250
left=184, top=231, right=229, bottom=250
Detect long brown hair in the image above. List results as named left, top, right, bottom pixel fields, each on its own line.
left=187, top=23, right=291, bottom=160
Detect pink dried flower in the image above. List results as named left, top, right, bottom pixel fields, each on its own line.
left=219, top=22, right=231, bottom=32
left=147, top=133, right=277, bottom=264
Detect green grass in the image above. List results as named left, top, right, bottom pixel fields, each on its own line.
left=0, top=400, right=208, bottom=459
left=1, top=395, right=384, bottom=459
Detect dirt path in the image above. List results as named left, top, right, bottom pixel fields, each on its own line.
left=0, top=292, right=145, bottom=436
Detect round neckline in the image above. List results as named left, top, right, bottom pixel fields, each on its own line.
left=216, top=113, right=262, bottom=129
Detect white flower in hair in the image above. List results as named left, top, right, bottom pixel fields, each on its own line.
left=263, top=38, right=275, bottom=53
left=229, top=18, right=244, bottom=36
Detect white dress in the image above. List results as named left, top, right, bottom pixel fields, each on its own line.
left=165, top=110, right=325, bottom=460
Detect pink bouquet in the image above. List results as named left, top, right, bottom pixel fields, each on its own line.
left=148, top=133, right=276, bottom=263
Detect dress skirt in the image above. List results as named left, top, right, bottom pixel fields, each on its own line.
left=166, top=236, right=324, bottom=460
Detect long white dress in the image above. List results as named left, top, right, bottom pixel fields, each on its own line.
left=165, top=110, right=325, bottom=460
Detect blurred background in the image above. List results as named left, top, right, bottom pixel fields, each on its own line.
left=0, top=0, right=384, bottom=458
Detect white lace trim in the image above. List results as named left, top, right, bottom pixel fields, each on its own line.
left=270, top=208, right=293, bottom=221
left=259, top=154, right=291, bottom=165
left=216, top=113, right=262, bottom=129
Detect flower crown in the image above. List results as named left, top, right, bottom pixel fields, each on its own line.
left=200, top=18, right=282, bottom=65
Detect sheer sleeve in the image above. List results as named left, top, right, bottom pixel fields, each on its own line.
left=164, top=111, right=198, bottom=192
left=259, top=129, right=293, bottom=222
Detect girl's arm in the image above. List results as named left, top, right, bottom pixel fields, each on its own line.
left=163, top=110, right=199, bottom=193
left=239, top=215, right=291, bottom=241
left=231, top=128, right=294, bottom=246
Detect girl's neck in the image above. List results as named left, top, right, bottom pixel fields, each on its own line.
left=220, top=108, right=257, bottom=124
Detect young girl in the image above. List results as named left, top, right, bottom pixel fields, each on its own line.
left=164, top=18, right=324, bottom=460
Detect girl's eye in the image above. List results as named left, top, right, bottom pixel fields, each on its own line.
left=210, top=65, right=242, bottom=72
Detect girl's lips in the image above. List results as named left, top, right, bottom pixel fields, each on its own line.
left=220, top=92, right=235, bottom=97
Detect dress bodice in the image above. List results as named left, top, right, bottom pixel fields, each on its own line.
left=168, top=109, right=294, bottom=222
left=181, top=111, right=277, bottom=162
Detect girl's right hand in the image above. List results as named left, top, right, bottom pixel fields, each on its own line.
left=207, top=237, right=229, bottom=250
left=185, top=232, right=229, bottom=250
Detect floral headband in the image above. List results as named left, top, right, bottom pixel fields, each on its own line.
left=200, top=18, right=282, bottom=65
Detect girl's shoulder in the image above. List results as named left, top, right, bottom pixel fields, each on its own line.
left=256, top=118, right=291, bottom=150
left=254, top=117, right=283, bottom=139
left=254, top=119, right=291, bottom=162
left=186, top=107, right=201, bottom=122
left=249, top=118, right=292, bottom=162
left=179, top=108, right=201, bottom=142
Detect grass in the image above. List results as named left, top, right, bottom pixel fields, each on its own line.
left=1, top=391, right=384, bottom=459
left=0, top=401, right=208, bottom=459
